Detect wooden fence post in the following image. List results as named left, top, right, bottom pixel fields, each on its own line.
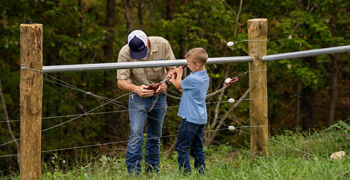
left=20, top=24, right=43, bottom=180
left=248, top=18, right=268, bottom=155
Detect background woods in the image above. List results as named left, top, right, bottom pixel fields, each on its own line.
left=0, top=0, right=349, bottom=173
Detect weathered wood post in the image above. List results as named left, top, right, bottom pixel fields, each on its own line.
left=20, top=24, right=43, bottom=180
left=248, top=18, right=268, bottom=155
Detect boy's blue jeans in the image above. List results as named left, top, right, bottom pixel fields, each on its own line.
left=175, top=119, right=206, bottom=174
left=126, top=93, right=167, bottom=174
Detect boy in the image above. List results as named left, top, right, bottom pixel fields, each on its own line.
left=169, top=47, right=209, bottom=174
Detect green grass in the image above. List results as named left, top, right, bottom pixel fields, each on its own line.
left=7, top=124, right=350, bottom=180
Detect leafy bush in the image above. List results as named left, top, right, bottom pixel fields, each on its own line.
left=325, top=120, right=350, bottom=149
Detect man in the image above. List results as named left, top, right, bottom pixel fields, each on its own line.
left=117, top=30, right=175, bottom=175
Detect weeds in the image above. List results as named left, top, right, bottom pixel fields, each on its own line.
left=5, top=121, right=350, bottom=179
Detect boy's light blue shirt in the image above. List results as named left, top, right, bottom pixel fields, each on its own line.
left=178, top=69, right=209, bottom=125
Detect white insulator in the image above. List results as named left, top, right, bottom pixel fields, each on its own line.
left=228, top=126, right=235, bottom=131
left=228, top=98, right=235, bottom=103
left=226, top=41, right=234, bottom=47
left=224, top=78, right=232, bottom=84
left=85, top=92, right=92, bottom=95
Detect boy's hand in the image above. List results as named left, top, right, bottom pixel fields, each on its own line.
left=175, top=66, right=183, bottom=76
left=169, top=66, right=183, bottom=91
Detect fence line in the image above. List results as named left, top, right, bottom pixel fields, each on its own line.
left=41, top=45, right=350, bottom=73
left=262, top=45, right=350, bottom=61
left=0, top=126, right=259, bottom=158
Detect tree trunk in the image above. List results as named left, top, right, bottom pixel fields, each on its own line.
left=165, top=0, right=173, bottom=20
left=103, top=0, right=117, bottom=138
left=136, top=0, right=144, bottom=30
left=296, top=78, right=302, bottom=129
left=0, top=80, right=20, bottom=166
left=104, top=0, right=116, bottom=61
left=328, top=54, right=339, bottom=126
left=301, top=57, right=317, bottom=130
left=234, top=0, right=243, bottom=37
left=78, top=0, right=85, bottom=64
left=327, top=16, right=339, bottom=126
left=122, top=0, right=133, bottom=34
left=301, top=86, right=315, bottom=130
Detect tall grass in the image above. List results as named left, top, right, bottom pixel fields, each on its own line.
left=7, top=121, right=350, bottom=179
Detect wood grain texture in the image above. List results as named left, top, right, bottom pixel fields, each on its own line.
left=248, top=19, right=268, bottom=155
left=20, top=24, right=43, bottom=180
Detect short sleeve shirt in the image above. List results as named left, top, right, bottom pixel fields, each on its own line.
left=178, top=69, right=210, bottom=125
left=117, top=36, right=176, bottom=85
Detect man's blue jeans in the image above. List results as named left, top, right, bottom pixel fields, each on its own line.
left=175, top=119, right=206, bottom=174
left=126, top=93, right=167, bottom=174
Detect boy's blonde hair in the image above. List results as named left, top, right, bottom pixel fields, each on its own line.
left=185, top=48, right=208, bottom=65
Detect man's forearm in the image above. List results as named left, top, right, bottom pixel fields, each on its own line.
left=166, top=68, right=175, bottom=77
left=117, top=80, right=138, bottom=93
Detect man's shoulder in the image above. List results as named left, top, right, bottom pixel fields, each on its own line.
left=119, top=44, right=129, bottom=55
left=118, top=44, right=131, bottom=62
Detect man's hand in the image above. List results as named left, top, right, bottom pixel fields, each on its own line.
left=155, top=82, right=167, bottom=94
left=117, top=80, right=154, bottom=98
left=136, top=85, right=154, bottom=98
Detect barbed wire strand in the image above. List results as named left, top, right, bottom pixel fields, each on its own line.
left=233, top=128, right=324, bottom=160
left=44, top=78, right=126, bottom=108
left=1, top=90, right=259, bottom=123
left=0, top=126, right=257, bottom=158
left=0, top=93, right=129, bottom=148
left=22, top=66, right=128, bottom=109
left=0, top=105, right=180, bottom=123
left=41, top=95, right=128, bottom=132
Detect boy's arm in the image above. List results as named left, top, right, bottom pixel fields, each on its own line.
left=169, top=66, right=183, bottom=91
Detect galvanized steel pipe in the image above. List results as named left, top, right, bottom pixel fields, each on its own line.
left=262, top=45, right=350, bottom=61
left=42, top=45, right=350, bottom=73
left=43, top=56, right=253, bottom=73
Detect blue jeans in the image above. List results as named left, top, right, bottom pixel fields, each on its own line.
left=126, top=93, right=167, bottom=174
left=175, top=119, right=206, bottom=174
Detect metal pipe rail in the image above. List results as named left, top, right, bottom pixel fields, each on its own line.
left=43, top=45, right=350, bottom=73
left=262, top=45, right=350, bottom=61
left=43, top=56, right=253, bottom=73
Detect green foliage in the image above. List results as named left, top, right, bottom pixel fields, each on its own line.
left=325, top=120, right=350, bottom=148
left=0, top=0, right=350, bottom=176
